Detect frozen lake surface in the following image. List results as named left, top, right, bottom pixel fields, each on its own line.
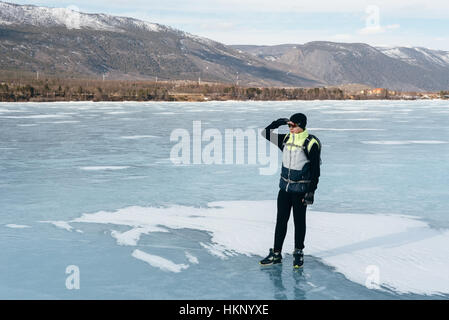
left=1, top=100, right=448, bottom=299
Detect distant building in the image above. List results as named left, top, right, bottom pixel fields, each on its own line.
left=368, top=88, right=386, bottom=95
left=372, top=88, right=383, bottom=95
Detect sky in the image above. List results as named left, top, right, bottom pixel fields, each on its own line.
left=5, top=0, right=449, bottom=50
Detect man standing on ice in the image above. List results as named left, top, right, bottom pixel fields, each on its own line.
left=259, top=113, right=321, bottom=268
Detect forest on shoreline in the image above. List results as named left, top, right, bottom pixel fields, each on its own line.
left=1, top=77, right=447, bottom=102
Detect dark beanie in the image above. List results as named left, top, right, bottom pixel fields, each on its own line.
left=290, top=113, right=307, bottom=129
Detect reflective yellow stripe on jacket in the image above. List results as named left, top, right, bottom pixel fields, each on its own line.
left=285, top=130, right=318, bottom=153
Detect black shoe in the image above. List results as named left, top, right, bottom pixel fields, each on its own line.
left=259, top=248, right=282, bottom=266
left=293, top=249, right=304, bottom=269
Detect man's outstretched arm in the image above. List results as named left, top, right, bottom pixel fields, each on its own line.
left=261, top=118, right=289, bottom=151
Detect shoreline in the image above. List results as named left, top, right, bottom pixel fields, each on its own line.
left=0, top=98, right=447, bottom=104
left=2, top=79, right=447, bottom=103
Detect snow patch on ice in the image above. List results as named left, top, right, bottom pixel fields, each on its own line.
left=154, top=112, right=178, bottom=115
left=324, top=118, right=381, bottom=121
left=185, top=251, right=199, bottom=264
left=41, top=121, right=80, bottom=124
left=66, top=200, right=449, bottom=295
left=320, top=110, right=387, bottom=114
left=308, top=128, right=384, bottom=131
left=105, top=111, right=132, bottom=115
left=131, top=249, right=189, bottom=273
left=120, top=135, right=158, bottom=140
left=200, top=242, right=234, bottom=259
left=80, top=166, right=130, bottom=171
left=1, top=115, right=69, bottom=119
left=362, top=140, right=448, bottom=145
left=40, top=220, right=73, bottom=232
left=5, top=224, right=31, bottom=229
left=111, top=226, right=168, bottom=246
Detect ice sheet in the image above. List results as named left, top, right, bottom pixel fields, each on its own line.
left=362, top=140, right=448, bottom=145
left=66, top=200, right=449, bottom=295
left=80, top=166, right=130, bottom=171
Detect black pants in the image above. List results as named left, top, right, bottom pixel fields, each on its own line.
left=274, top=189, right=307, bottom=252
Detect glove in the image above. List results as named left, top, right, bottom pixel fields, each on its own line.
left=303, top=192, right=314, bottom=205
left=272, top=118, right=289, bottom=128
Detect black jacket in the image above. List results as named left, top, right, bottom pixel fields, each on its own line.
left=262, top=120, right=320, bottom=192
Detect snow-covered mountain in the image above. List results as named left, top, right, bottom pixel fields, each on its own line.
left=0, top=1, right=168, bottom=32
left=1, top=1, right=448, bottom=90
left=0, top=1, right=318, bottom=86
left=0, top=1, right=214, bottom=42
left=377, top=46, right=449, bottom=69
left=232, top=42, right=449, bottom=91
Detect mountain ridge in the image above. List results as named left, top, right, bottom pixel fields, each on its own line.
left=231, top=42, right=449, bottom=91
left=1, top=1, right=448, bottom=91
left=0, top=1, right=321, bottom=87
